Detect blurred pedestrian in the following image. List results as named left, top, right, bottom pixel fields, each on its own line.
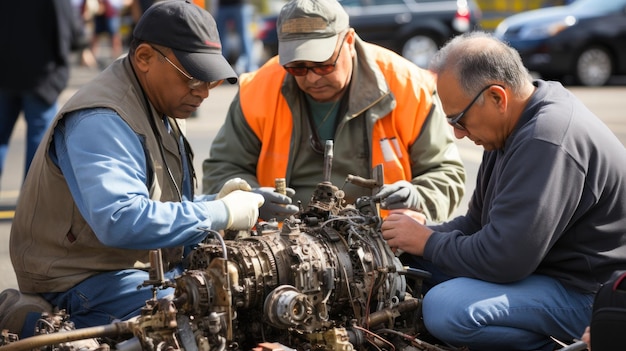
left=87, top=0, right=129, bottom=67
left=0, top=0, right=87, bottom=184
left=216, top=0, right=258, bottom=73
left=73, top=0, right=99, bottom=68
left=130, top=0, right=155, bottom=25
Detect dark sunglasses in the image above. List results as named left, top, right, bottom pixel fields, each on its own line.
left=447, top=84, right=503, bottom=131
left=283, top=34, right=347, bottom=77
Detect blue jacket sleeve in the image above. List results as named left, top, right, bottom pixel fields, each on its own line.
left=52, top=108, right=230, bottom=250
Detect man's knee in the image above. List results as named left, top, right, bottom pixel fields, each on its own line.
left=421, top=278, right=483, bottom=336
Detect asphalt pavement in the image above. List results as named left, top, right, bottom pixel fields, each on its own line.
left=1, top=61, right=625, bottom=292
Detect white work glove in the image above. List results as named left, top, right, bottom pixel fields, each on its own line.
left=374, top=180, right=421, bottom=211
left=253, top=187, right=299, bottom=221
left=220, top=190, right=265, bottom=230
left=216, top=178, right=252, bottom=199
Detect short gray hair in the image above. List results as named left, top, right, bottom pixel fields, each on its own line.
left=429, top=31, right=532, bottom=98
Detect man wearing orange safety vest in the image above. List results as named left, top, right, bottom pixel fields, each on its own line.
left=203, top=0, right=466, bottom=223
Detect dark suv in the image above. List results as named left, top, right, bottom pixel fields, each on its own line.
left=256, top=0, right=482, bottom=68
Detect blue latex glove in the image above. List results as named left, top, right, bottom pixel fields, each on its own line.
left=253, top=187, right=299, bottom=221
left=374, top=180, right=421, bottom=210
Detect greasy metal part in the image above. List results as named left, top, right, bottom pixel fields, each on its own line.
left=0, top=321, right=133, bottom=351
left=323, top=140, right=333, bottom=183
left=346, top=164, right=384, bottom=196
left=275, top=178, right=286, bottom=196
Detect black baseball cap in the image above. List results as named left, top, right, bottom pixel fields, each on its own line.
left=133, top=0, right=237, bottom=84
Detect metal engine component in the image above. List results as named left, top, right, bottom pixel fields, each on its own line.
left=0, top=142, right=454, bottom=351
left=172, top=198, right=411, bottom=351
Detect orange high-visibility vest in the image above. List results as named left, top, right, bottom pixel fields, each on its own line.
left=239, top=53, right=435, bottom=187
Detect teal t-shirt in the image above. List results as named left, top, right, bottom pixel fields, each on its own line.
left=306, top=94, right=341, bottom=140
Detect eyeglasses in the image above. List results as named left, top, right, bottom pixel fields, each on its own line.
left=447, top=84, right=503, bottom=131
left=283, top=34, right=347, bottom=77
left=150, top=45, right=223, bottom=90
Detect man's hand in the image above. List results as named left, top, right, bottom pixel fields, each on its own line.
left=374, top=180, right=421, bottom=210
left=216, top=178, right=252, bottom=199
left=381, top=209, right=431, bottom=256
left=582, top=326, right=591, bottom=350
left=253, top=187, right=299, bottom=221
left=220, top=190, right=265, bottom=230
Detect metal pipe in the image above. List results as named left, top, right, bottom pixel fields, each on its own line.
left=0, top=321, right=134, bottom=351
left=323, top=140, right=333, bottom=182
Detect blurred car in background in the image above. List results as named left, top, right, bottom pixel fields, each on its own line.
left=256, top=0, right=482, bottom=68
left=494, top=0, right=626, bottom=86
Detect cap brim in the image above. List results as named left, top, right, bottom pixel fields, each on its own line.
left=278, top=35, right=339, bottom=66
left=173, top=50, right=238, bottom=84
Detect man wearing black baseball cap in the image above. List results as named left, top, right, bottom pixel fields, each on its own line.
left=7, top=0, right=263, bottom=333
left=133, top=0, right=238, bottom=85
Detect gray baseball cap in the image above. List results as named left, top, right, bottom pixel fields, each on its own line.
left=277, top=0, right=349, bottom=66
left=133, top=0, right=237, bottom=84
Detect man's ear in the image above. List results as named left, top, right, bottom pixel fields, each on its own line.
left=346, top=28, right=355, bottom=44
left=491, top=84, right=507, bottom=112
left=133, top=43, right=155, bottom=72
left=346, top=28, right=356, bottom=55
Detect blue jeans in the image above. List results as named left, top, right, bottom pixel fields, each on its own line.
left=216, top=4, right=257, bottom=73
left=403, top=256, right=593, bottom=351
left=41, top=268, right=180, bottom=330
left=0, top=91, right=57, bottom=179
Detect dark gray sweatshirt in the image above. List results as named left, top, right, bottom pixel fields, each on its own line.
left=425, top=80, right=626, bottom=294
